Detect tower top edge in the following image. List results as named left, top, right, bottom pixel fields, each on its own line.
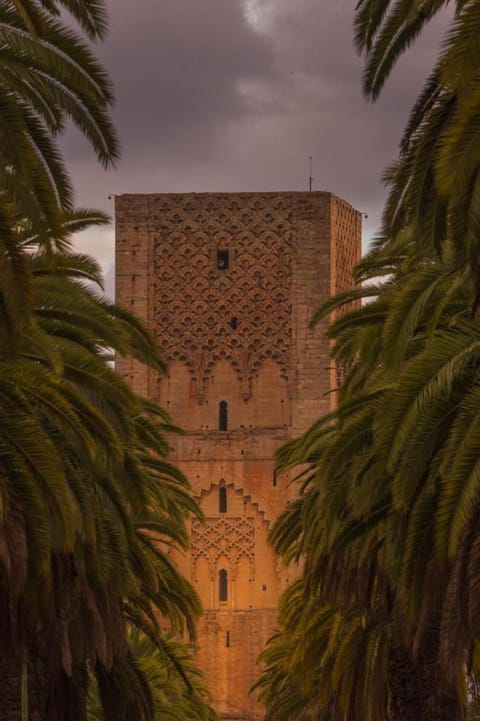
left=114, top=190, right=360, bottom=213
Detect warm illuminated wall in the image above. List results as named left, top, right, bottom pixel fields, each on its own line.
left=158, top=358, right=289, bottom=431
left=115, top=192, right=361, bottom=721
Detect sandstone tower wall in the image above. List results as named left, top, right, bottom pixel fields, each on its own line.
left=115, top=192, right=361, bottom=721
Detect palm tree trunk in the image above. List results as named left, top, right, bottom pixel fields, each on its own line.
left=0, top=649, right=45, bottom=721
left=389, top=643, right=459, bottom=721
left=0, top=647, right=87, bottom=721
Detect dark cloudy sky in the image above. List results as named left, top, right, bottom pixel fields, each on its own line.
left=64, top=0, right=450, bottom=296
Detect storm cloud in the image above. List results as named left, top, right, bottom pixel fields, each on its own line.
left=64, top=0, right=451, bottom=293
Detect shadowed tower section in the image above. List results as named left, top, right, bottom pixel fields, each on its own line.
left=115, top=191, right=361, bottom=721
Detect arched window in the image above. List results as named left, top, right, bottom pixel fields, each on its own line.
left=219, top=401, right=228, bottom=431
left=219, top=487, right=227, bottom=513
left=219, top=569, right=228, bottom=602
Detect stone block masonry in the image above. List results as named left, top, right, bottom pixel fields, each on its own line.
left=115, top=191, right=361, bottom=721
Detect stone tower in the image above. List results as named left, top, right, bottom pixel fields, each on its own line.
left=115, top=192, right=361, bottom=721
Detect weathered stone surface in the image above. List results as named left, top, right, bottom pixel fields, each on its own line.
left=115, top=191, right=361, bottom=721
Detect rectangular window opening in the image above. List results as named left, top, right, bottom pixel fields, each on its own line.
left=217, top=249, right=229, bottom=270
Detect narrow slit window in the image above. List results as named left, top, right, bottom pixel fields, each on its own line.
left=219, top=401, right=228, bottom=431
left=226, top=631, right=230, bottom=648
left=217, top=249, right=229, bottom=270
left=219, top=487, right=227, bottom=513
left=219, top=569, right=228, bottom=602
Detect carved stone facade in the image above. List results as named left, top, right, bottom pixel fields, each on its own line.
left=153, top=195, right=293, bottom=397
left=115, top=192, right=361, bottom=720
left=191, top=516, right=255, bottom=574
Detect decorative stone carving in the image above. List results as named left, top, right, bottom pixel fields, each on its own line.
left=333, top=203, right=362, bottom=388
left=152, top=194, right=294, bottom=395
left=191, top=516, right=255, bottom=578
left=334, top=203, right=360, bottom=298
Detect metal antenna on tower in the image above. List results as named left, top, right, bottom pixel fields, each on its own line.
left=309, top=156, right=313, bottom=192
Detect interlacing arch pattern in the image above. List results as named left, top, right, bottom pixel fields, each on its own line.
left=152, top=194, right=294, bottom=396
left=333, top=202, right=362, bottom=388
left=191, top=516, right=255, bottom=578
left=334, top=203, right=361, bottom=298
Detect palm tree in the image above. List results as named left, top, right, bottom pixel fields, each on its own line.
left=355, top=1, right=480, bottom=307
left=257, top=4, right=480, bottom=719
left=255, top=576, right=393, bottom=721
left=260, top=239, right=480, bottom=720
left=88, top=629, right=216, bottom=721
left=354, top=0, right=454, bottom=99
left=0, top=215, right=208, bottom=720
left=0, top=0, right=118, bottom=347
left=0, top=5, right=212, bottom=718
